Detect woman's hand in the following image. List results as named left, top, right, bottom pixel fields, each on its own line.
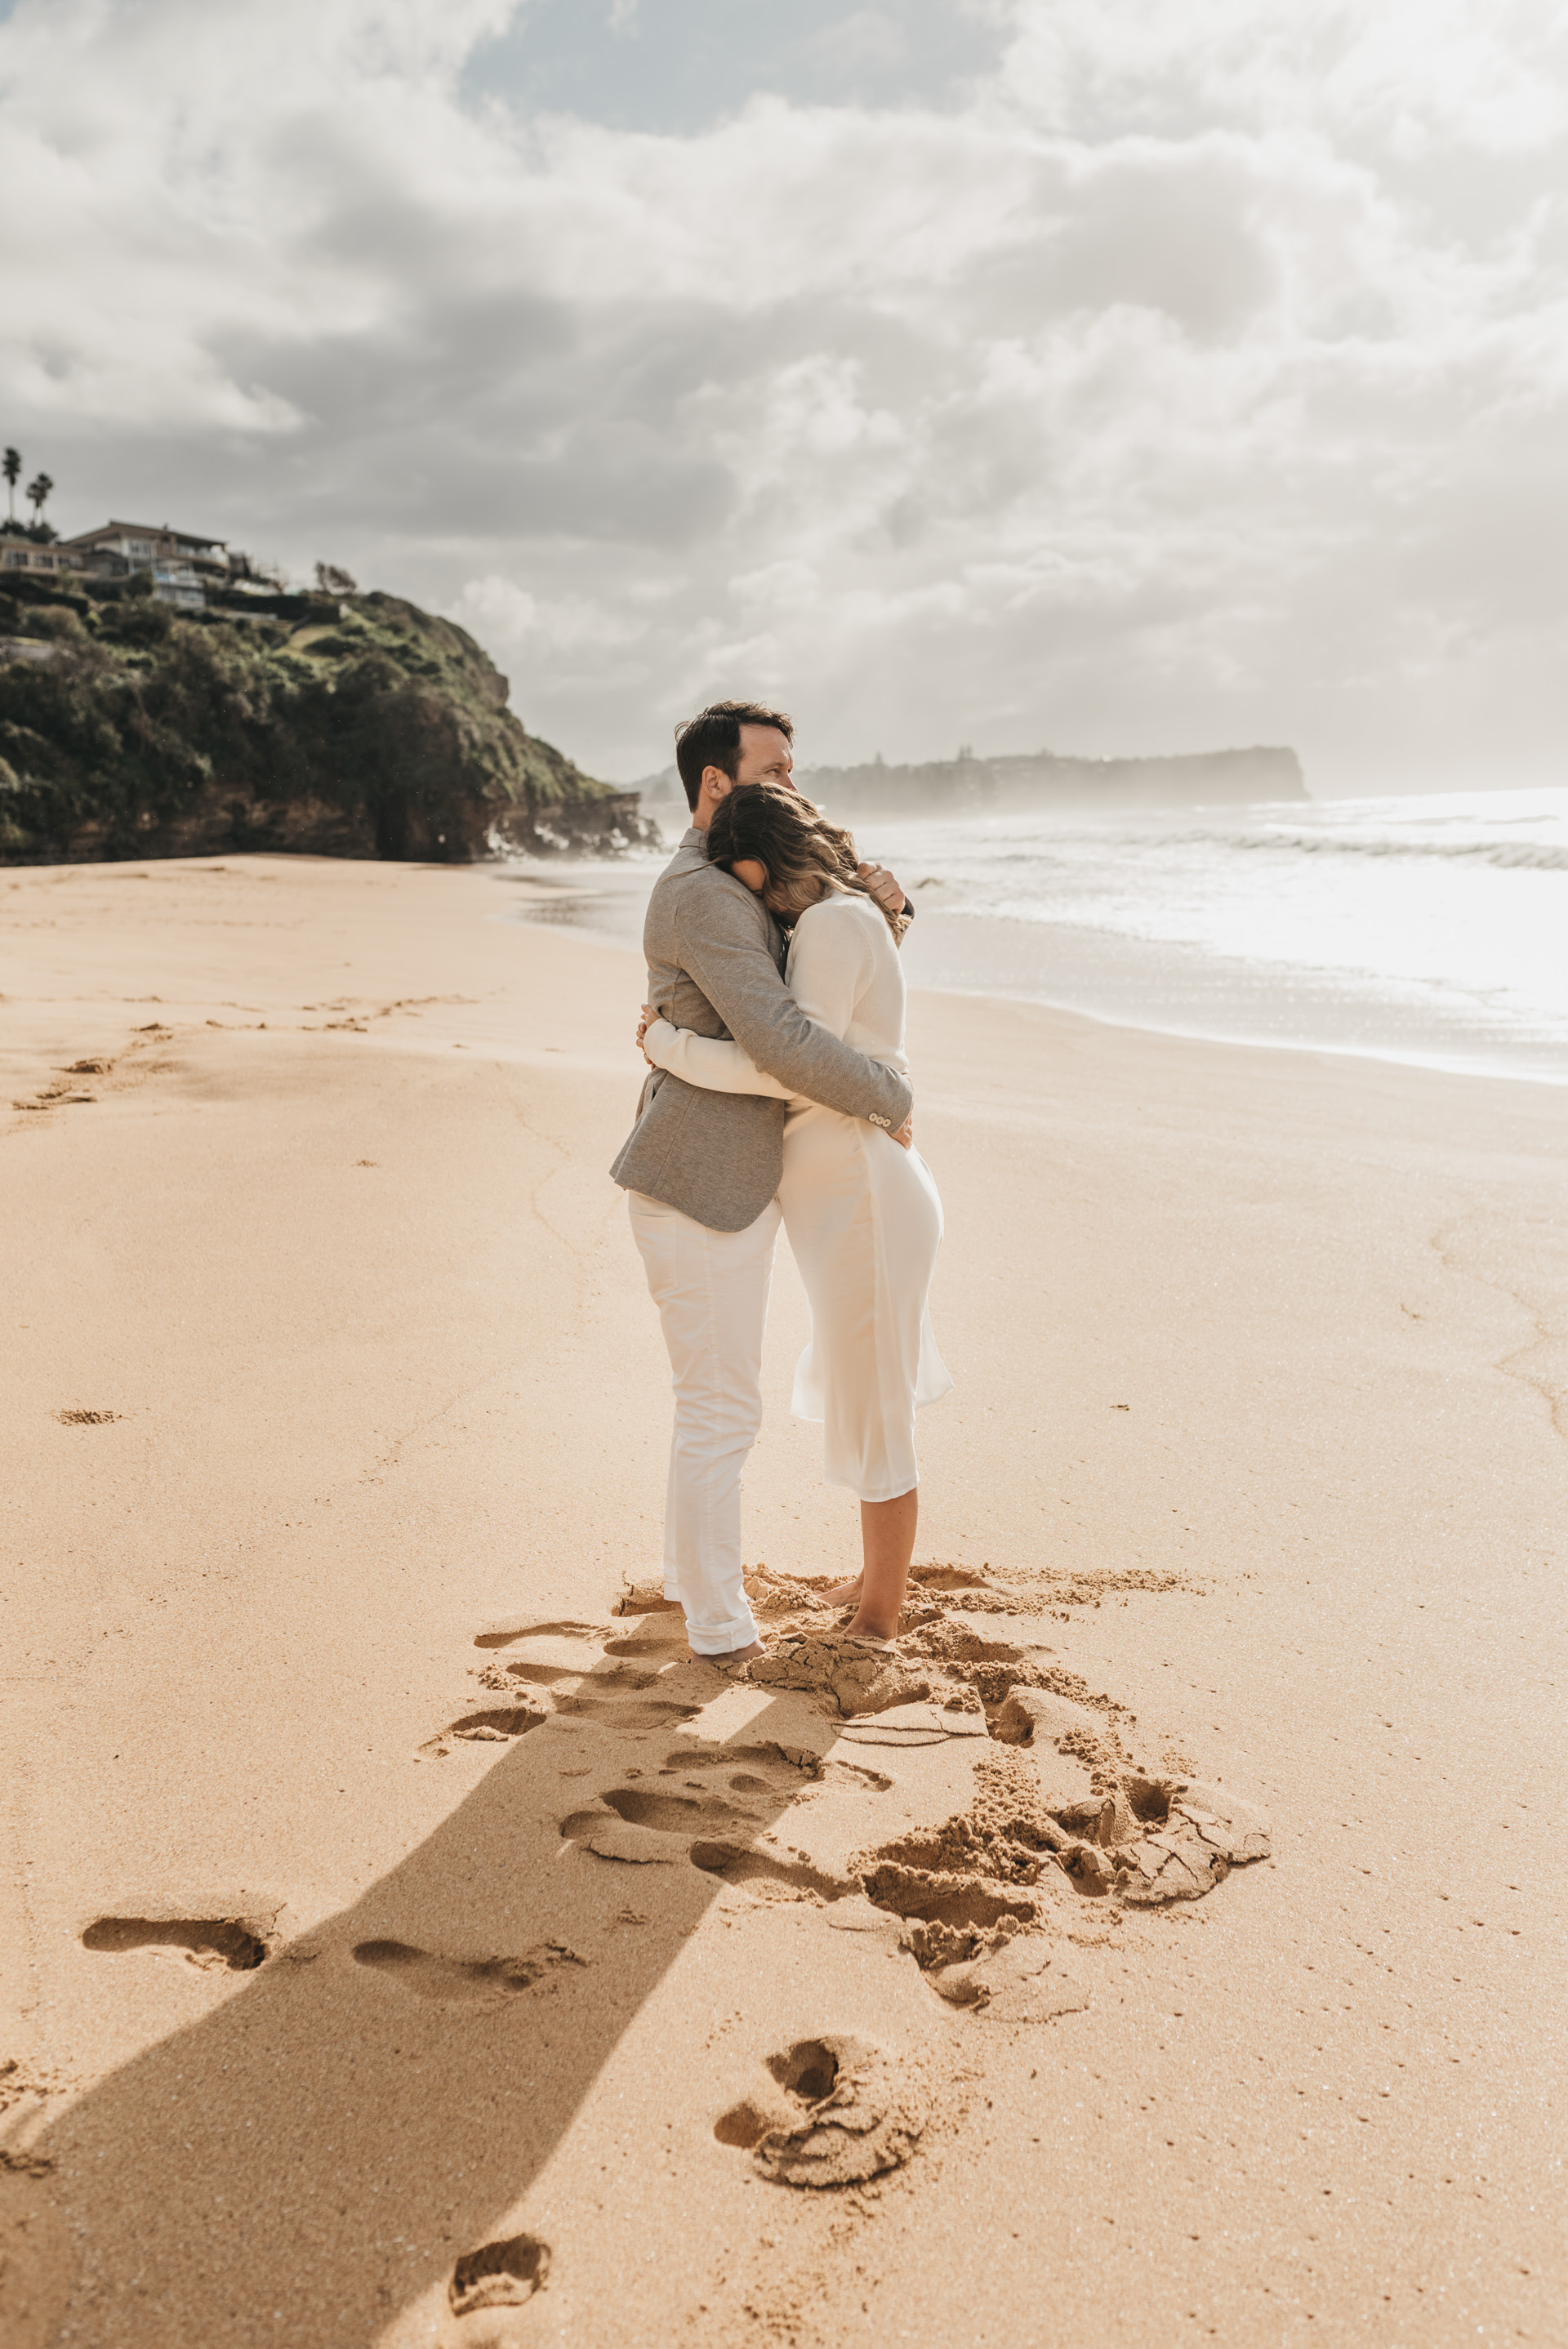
left=636, top=1004, right=655, bottom=1065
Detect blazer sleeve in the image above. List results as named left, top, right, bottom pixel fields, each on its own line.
left=672, top=883, right=912, bottom=1128
left=642, top=1017, right=792, bottom=1099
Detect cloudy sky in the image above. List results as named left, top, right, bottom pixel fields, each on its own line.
left=3, top=0, right=1566, bottom=790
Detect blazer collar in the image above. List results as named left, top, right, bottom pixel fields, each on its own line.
left=666, top=824, right=708, bottom=875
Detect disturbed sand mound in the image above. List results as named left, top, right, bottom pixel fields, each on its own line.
left=925, top=1932, right=1092, bottom=2019
left=749, top=1634, right=940, bottom=1717
left=988, top=1686, right=1273, bottom=1905
left=714, top=2036, right=924, bottom=2186
left=736, top=1594, right=1272, bottom=1923
left=475, top=1569, right=1272, bottom=1955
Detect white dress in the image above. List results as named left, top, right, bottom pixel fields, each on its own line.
left=644, top=889, right=952, bottom=1502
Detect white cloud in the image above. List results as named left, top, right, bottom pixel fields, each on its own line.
left=3, top=0, right=1567, bottom=786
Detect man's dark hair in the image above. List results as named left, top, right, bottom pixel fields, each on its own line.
left=674, top=699, right=794, bottom=813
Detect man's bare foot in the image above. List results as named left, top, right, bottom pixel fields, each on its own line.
left=844, top=1612, right=897, bottom=1643
left=690, top=1638, right=765, bottom=1668
left=821, top=1573, right=863, bottom=1607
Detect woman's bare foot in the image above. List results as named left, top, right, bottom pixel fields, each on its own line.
left=690, top=1638, right=765, bottom=1668
left=846, top=1489, right=919, bottom=1646
left=820, top=1573, right=863, bottom=1607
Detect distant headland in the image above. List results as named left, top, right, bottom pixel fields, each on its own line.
left=796, top=742, right=1307, bottom=816
left=634, top=742, right=1307, bottom=828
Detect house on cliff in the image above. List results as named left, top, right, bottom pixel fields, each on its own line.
left=56, top=519, right=225, bottom=610
left=2, top=540, right=73, bottom=583
left=52, top=520, right=279, bottom=612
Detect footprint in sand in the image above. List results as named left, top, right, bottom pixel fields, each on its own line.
left=655, top=1741, right=810, bottom=1785
left=714, top=2035, right=922, bottom=2187
left=603, top=1626, right=689, bottom=1658
left=449, top=2232, right=550, bottom=2314
left=664, top=1735, right=897, bottom=1799
left=417, top=1705, right=548, bottom=1760
left=14, top=1055, right=123, bottom=1115
left=556, top=1691, right=705, bottom=1730
left=470, top=1620, right=702, bottom=1726
left=492, top=1660, right=578, bottom=1690
left=472, top=1619, right=604, bottom=1651
left=82, top=1917, right=269, bottom=1971
left=559, top=1777, right=854, bottom=1891
left=352, top=1941, right=582, bottom=2004
left=518, top=1659, right=666, bottom=1694
left=688, top=1842, right=852, bottom=1901
left=600, top=1787, right=760, bottom=1833
left=475, top=1620, right=643, bottom=1692
left=818, top=1758, right=894, bottom=1792
left=559, top=1783, right=760, bottom=1866
left=12, top=1085, right=97, bottom=1113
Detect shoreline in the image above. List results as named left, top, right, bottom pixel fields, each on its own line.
left=494, top=854, right=1568, bottom=1091
left=2, top=853, right=1564, bottom=2347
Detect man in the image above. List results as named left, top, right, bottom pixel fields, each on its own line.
left=610, top=700, right=915, bottom=1667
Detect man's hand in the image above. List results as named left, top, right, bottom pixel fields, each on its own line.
left=856, top=860, right=909, bottom=917
left=889, top=1112, right=914, bottom=1151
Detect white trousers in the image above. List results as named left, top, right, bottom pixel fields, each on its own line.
left=626, top=1190, right=781, bottom=1656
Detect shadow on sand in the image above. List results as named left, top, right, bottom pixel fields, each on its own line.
left=24, top=1630, right=843, bottom=2345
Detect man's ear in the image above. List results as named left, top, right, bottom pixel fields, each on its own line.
left=702, top=765, right=733, bottom=803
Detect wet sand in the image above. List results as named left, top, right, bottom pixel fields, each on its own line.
left=1, top=852, right=1563, bottom=2347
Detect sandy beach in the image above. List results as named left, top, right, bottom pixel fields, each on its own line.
left=2, top=850, right=1563, bottom=2347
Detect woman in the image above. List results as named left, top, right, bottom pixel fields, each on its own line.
left=639, top=782, right=951, bottom=1643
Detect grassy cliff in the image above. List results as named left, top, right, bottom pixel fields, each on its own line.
left=0, top=579, right=649, bottom=863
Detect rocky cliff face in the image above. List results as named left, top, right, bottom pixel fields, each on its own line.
left=0, top=579, right=653, bottom=864
left=801, top=743, right=1307, bottom=816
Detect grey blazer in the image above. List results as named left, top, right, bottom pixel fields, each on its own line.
left=609, top=828, right=915, bottom=1232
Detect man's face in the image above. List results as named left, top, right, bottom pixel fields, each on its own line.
left=732, top=724, right=795, bottom=792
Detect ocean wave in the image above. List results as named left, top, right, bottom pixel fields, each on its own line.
left=1238, top=833, right=1568, bottom=870
left=1013, top=822, right=1568, bottom=870
left=871, top=814, right=1568, bottom=875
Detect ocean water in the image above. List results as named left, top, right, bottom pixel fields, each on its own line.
left=501, top=787, right=1568, bottom=1085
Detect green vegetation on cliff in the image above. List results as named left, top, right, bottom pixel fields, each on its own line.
left=0, top=579, right=648, bottom=863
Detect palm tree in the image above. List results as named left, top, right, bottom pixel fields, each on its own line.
left=2, top=448, right=19, bottom=525
left=26, top=472, right=54, bottom=530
